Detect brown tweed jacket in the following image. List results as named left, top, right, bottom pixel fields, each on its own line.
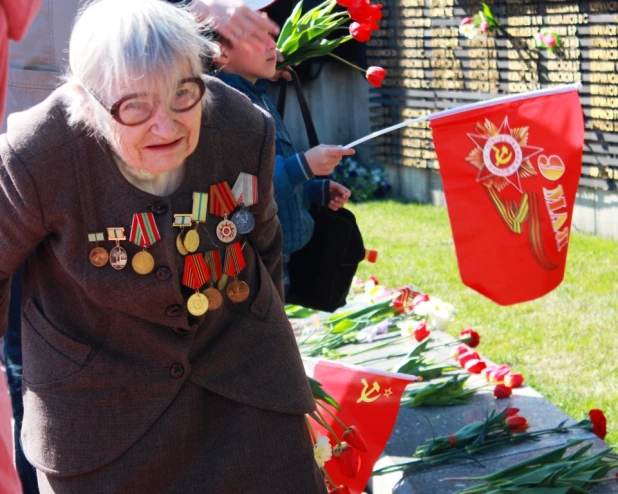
left=0, top=77, right=315, bottom=476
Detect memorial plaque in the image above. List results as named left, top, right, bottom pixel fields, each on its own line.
left=367, top=1, right=618, bottom=188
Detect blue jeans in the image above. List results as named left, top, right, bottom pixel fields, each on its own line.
left=4, top=267, right=39, bottom=494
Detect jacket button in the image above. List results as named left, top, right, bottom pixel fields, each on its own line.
left=165, top=304, right=182, bottom=317
left=150, top=201, right=168, bottom=216
left=173, top=326, right=189, bottom=335
left=155, top=267, right=172, bottom=281
left=170, top=363, right=185, bottom=379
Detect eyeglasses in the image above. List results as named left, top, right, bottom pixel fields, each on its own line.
left=85, top=77, right=206, bottom=126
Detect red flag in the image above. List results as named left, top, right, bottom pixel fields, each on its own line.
left=430, top=86, right=584, bottom=305
left=308, top=359, right=416, bottom=494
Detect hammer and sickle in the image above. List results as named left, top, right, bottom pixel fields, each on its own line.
left=492, top=145, right=513, bottom=167
left=357, top=378, right=382, bottom=403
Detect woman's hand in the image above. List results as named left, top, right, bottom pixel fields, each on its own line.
left=328, top=181, right=351, bottom=211
left=193, top=0, right=280, bottom=53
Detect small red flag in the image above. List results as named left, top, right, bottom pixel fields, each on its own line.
left=430, top=86, right=584, bottom=305
left=307, top=359, right=417, bottom=494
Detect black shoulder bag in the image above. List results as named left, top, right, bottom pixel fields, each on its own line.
left=279, top=69, right=367, bottom=312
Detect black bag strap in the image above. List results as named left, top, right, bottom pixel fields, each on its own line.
left=276, top=69, right=320, bottom=148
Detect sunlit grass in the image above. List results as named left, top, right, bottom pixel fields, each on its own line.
left=350, top=200, right=618, bottom=445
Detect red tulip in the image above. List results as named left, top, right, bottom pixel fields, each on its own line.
left=368, top=275, right=379, bottom=285
left=494, top=384, right=513, bottom=398
left=342, top=426, right=368, bottom=452
left=505, top=407, right=520, bottom=417
left=506, top=415, right=529, bottom=433
left=504, top=373, right=524, bottom=388
left=481, top=365, right=497, bottom=381
left=489, top=365, right=511, bottom=384
left=464, top=358, right=487, bottom=374
left=460, top=328, right=480, bottom=348
left=366, top=66, right=386, bottom=87
left=479, top=21, right=489, bottom=34
left=458, top=351, right=480, bottom=366
left=336, top=0, right=354, bottom=6
left=453, top=344, right=471, bottom=360
left=333, top=443, right=360, bottom=478
left=589, top=409, right=607, bottom=440
left=348, top=0, right=382, bottom=23
left=330, top=486, right=350, bottom=494
left=460, top=16, right=472, bottom=26
left=413, top=321, right=430, bottom=342
left=368, top=21, right=380, bottom=32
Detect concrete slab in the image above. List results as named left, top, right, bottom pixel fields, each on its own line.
left=595, top=189, right=618, bottom=239
left=573, top=187, right=597, bottom=235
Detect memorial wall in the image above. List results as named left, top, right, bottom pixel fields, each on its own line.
left=366, top=0, right=618, bottom=191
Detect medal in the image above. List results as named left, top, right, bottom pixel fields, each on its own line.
left=231, top=208, right=255, bottom=235
left=187, top=292, right=209, bottom=316
left=88, top=232, right=109, bottom=267
left=223, top=242, right=248, bottom=303
left=202, top=250, right=223, bottom=310
left=183, top=229, right=200, bottom=252
left=231, top=172, right=258, bottom=234
left=107, top=227, right=128, bottom=270
left=129, top=212, right=161, bottom=275
left=182, top=253, right=211, bottom=316
left=173, top=214, right=192, bottom=255
left=216, top=217, right=237, bottom=243
left=202, top=287, right=223, bottom=310
left=209, top=181, right=239, bottom=242
left=227, top=279, right=250, bottom=303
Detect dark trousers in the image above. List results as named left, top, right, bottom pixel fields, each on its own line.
left=4, top=267, right=39, bottom=494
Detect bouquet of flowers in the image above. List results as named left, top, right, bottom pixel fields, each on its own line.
left=330, top=157, right=390, bottom=203
left=276, top=0, right=387, bottom=87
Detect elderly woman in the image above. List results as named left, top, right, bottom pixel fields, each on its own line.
left=0, top=0, right=324, bottom=492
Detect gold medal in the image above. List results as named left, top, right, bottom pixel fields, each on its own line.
left=176, top=233, right=189, bottom=255
left=89, top=246, right=109, bottom=268
left=132, top=250, right=155, bottom=275
left=184, top=229, right=200, bottom=253
left=227, top=279, right=250, bottom=303
left=187, top=292, right=209, bottom=316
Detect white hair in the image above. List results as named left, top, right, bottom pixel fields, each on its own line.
left=64, top=0, right=218, bottom=136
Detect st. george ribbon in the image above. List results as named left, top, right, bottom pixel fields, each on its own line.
left=343, top=82, right=582, bottom=149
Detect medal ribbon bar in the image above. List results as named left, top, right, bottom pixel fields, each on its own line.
left=209, top=182, right=237, bottom=217
left=192, top=192, right=208, bottom=223
left=232, top=173, right=258, bottom=207
left=223, top=242, right=246, bottom=277
left=204, top=250, right=222, bottom=283
left=130, top=212, right=161, bottom=248
left=182, top=253, right=211, bottom=290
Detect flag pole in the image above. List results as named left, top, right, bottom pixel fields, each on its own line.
left=344, top=82, right=582, bottom=149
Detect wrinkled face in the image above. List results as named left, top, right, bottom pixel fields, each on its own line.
left=218, top=36, right=278, bottom=83
left=105, top=77, right=203, bottom=175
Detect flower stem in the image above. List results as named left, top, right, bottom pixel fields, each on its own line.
left=315, top=408, right=342, bottom=446
left=305, top=415, right=317, bottom=444
left=327, top=52, right=365, bottom=73
left=317, top=401, right=348, bottom=430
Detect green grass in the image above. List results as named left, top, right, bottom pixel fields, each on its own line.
left=349, top=200, right=618, bottom=445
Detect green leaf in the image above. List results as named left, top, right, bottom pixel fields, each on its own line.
left=277, top=1, right=304, bottom=49
left=332, top=319, right=358, bottom=333
left=482, top=3, right=495, bottom=21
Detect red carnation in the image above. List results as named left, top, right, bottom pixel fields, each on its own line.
left=460, top=328, right=480, bottom=348
left=366, top=66, right=386, bottom=87
left=589, top=409, right=607, bottom=440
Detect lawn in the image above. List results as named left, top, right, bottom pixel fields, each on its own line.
left=349, top=199, right=618, bottom=445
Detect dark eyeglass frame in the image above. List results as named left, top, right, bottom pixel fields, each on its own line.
left=84, top=77, right=206, bottom=127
